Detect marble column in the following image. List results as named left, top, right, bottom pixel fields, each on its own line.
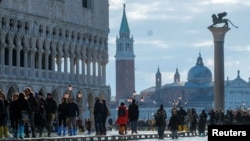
left=208, top=27, right=230, bottom=110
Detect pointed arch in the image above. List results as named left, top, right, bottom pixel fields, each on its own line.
left=6, top=83, right=19, bottom=100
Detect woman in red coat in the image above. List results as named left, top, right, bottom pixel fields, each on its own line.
left=116, top=102, right=128, bottom=135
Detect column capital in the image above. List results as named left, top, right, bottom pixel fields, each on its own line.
left=208, top=27, right=230, bottom=41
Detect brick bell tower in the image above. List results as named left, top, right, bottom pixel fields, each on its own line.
left=115, top=4, right=135, bottom=104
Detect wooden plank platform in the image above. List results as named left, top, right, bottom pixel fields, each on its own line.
left=1, top=131, right=207, bottom=141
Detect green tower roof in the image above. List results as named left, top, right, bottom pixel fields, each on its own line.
left=119, top=4, right=130, bottom=34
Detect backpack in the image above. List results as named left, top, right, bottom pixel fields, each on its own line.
left=118, top=107, right=126, bottom=116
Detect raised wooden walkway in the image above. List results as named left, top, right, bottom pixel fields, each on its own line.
left=1, top=131, right=207, bottom=141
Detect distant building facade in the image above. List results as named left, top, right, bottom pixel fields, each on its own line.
left=155, top=53, right=214, bottom=112
left=141, top=53, right=250, bottom=115
left=0, top=0, right=111, bottom=126
left=224, top=71, right=250, bottom=111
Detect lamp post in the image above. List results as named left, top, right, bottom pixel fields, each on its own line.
left=178, top=96, right=182, bottom=106
left=76, top=91, right=83, bottom=129
left=172, top=100, right=178, bottom=108
left=127, top=97, right=132, bottom=104
left=242, top=101, right=245, bottom=110
left=68, top=84, right=73, bottom=99
left=133, top=90, right=136, bottom=99
left=184, top=101, right=188, bottom=107
left=140, top=96, right=144, bottom=105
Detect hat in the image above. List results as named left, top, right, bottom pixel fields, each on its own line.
left=38, top=92, right=43, bottom=96
left=95, top=97, right=100, bottom=101
left=160, top=104, right=163, bottom=109
left=47, top=93, right=52, bottom=96
left=132, top=99, right=136, bottom=103
left=24, top=87, right=31, bottom=92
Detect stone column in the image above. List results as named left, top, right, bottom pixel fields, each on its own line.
left=208, top=27, right=230, bottom=110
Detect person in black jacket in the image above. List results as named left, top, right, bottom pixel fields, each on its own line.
left=0, top=91, right=10, bottom=138
left=57, top=97, right=68, bottom=136
left=168, top=109, right=181, bottom=139
left=15, top=92, right=30, bottom=139
left=155, top=104, right=167, bottom=139
left=101, top=99, right=109, bottom=135
left=66, top=97, right=79, bottom=136
left=23, top=87, right=39, bottom=138
left=128, top=99, right=139, bottom=134
left=36, top=92, right=46, bottom=137
left=45, top=93, right=57, bottom=137
left=94, top=97, right=104, bottom=135
left=198, top=110, right=207, bottom=136
left=177, top=106, right=187, bottom=131
left=8, top=93, right=19, bottom=138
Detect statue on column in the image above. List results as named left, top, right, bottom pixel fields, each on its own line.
left=209, top=12, right=238, bottom=28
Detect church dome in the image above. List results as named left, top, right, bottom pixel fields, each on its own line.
left=187, top=53, right=212, bottom=84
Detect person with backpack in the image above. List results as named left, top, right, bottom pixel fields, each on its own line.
left=116, top=102, right=128, bottom=135
left=154, top=104, right=167, bottom=139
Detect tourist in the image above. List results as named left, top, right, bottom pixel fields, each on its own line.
left=57, top=97, right=68, bottom=136
left=0, top=90, right=10, bottom=138
left=23, top=87, right=39, bottom=138
left=45, top=93, right=57, bottom=137
left=116, top=102, right=128, bottom=135
left=128, top=99, right=139, bottom=134
left=155, top=104, right=167, bottom=139
left=8, top=93, right=19, bottom=138
left=168, top=109, right=180, bottom=139
left=15, top=92, right=29, bottom=139
left=101, top=99, right=109, bottom=135
left=36, top=92, right=46, bottom=137
left=198, top=110, right=207, bottom=137
left=94, top=97, right=104, bottom=135
left=66, top=97, right=79, bottom=136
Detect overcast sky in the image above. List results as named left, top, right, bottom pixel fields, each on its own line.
left=106, top=0, right=250, bottom=96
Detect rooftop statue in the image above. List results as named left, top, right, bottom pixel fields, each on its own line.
left=209, top=12, right=238, bottom=28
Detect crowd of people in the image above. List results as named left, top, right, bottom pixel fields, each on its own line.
left=0, top=87, right=80, bottom=139
left=1, top=90, right=250, bottom=140
left=113, top=100, right=250, bottom=140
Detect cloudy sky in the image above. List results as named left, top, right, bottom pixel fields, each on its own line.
left=106, top=0, right=250, bottom=96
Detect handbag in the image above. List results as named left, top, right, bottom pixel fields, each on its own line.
left=22, top=111, right=29, bottom=123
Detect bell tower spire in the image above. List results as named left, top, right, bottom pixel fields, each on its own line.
left=115, top=4, right=135, bottom=103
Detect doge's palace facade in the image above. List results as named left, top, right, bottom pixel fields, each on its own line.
left=0, top=0, right=110, bottom=125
